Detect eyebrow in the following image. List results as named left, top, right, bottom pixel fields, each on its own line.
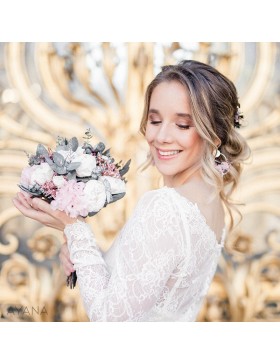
left=148, top=109, right=193, bottom=119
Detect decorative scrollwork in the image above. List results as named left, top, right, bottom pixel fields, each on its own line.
left=0, top=42, right=280, bottom=321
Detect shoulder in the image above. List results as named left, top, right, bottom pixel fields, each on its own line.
left=132, top=187, right=184, bottom=226
left=136, top=187, right=176, bottom=211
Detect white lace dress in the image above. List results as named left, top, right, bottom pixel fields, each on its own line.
left=64, top=186, right=226, bottom=322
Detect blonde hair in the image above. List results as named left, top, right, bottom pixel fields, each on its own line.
left=139, top=60, right=251, bottom=231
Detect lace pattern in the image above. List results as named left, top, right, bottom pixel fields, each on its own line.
left=64, top=187, right=225, bottom=321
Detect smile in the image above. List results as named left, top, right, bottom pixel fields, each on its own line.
left=156, top=148, right=182, bottom=160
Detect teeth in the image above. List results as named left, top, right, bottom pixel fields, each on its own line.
left=158, top=150, right=180, bottom=156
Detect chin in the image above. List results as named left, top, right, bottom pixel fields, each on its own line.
left=155, top=165, right=181, bottom=177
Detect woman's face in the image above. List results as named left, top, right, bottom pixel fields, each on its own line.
left=145, top=81, right=205, bottom=186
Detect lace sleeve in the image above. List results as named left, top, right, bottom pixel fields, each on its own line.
left=64, top=190, right=187, bottom=321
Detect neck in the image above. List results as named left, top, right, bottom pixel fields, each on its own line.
left=163, top=165, right=203, bottom=187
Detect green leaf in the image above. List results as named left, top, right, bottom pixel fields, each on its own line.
left=103, top=148, right=111, bottom=157
left=36, top=144, right=49, bottom=157
left=53, top=152, right=65, bottom=167
left=45, top=156, right=54, bottom=166
left=110, top=192, right=126, bottom=203
left=67, top=171, right=76, bottom=180
left=70, top=137, right=79, bottom=152
left=94, top=142, right=105, bottom=153
left=119, top=159, right=131, bottom=177
left=67, top=162, right=81, bottom=171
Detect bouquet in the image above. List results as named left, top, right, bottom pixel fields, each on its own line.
left=19, top=129, right=130, bottom=288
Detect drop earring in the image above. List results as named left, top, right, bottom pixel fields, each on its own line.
left=214, top=149, right=231, bottom=176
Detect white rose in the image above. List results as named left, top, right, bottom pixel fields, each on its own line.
left=30, top=163, right=54, bottom=186
left=75, top=146, right=85, bottom=156
left=57, top=146, right=84, bottom=161
left=73, top=154, right=96, bottom=177
left=99, top=176, right=126, bottom=194
left=83, top=180, right=106, bottom=212
left=52, top=175, right=66, bottom=188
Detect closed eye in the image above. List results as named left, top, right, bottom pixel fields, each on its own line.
left=177, top=124, right=191, bottom=130
left=149, top=120, right=193, bottom=130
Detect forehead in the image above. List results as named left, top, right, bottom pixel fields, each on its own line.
left=149, top=81, right=191, bottom=112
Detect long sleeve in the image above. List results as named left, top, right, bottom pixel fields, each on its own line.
left=64, top=190, right=188, bottom=322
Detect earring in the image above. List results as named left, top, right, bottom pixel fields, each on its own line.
left=214, top=149, right=230, bottom=176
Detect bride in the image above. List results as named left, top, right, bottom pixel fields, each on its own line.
left=13, top=60, right=250, bottom=321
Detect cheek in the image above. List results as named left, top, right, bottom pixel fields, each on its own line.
left=178, top=133, right=204, bottom=152
left=145, top=126, right=154, bottom=144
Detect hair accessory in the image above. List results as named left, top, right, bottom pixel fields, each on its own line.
left=234, top=106, right=243, bottom=128
left=214, top=149, right=231, bottom=176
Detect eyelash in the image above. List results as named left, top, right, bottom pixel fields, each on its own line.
left=149, top=121, right=191, bottom=130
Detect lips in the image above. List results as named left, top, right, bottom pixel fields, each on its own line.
left=155, top=148, right=182, bottom=160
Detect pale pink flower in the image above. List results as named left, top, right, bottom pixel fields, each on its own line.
left=50, top=180, right=88, bottom=218
left=20, top=165, right=37, bottom=188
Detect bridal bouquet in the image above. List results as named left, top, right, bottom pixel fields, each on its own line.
left=19, top=129, right=130, bottom=288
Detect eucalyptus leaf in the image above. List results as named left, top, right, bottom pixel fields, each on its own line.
left=103, top=148, right=111, bottom=157
left=110, top=192, right=126, bottom=203
left=45, top=156, right=54, bottom=166
left=76, top=176, right=92, bottom=182
left=53, top=152, right=65, bottom=167
left=87, top=211, right=99, bottom=217
left=36, top=144, right=49, bottom=157
left=67, top=162, right=81, bottom=171
left=18, top=184, right=42, bottom=197
left=70, top=137, right=78, bottom=152
left=55, top=166, right=67, bottom=174
left=119, top=159, right=131, bottom=177
left=67, top=171, right=76, bottom=180
left=28, top=155, right=41, bottom=166
left=95, top=142, right=105, bottom=153
left=56, top=145, right=68, bottom=151
left=84, top=147, right=92, bottom=154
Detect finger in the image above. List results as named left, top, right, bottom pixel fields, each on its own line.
left=62, top=261, right=75, bottom=276
left=20, top=192, right=34, bottom=207
left=13, top=197, right=53, bottom=222
left=59, top=254, right=75, bottom=275
left=60, top=245, right=73, bottom=265
left=16, top=193, right=31, bottom=209
left=32, top=198, right=55, bottom=215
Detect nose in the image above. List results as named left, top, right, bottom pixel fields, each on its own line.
left=155, top=121, right=173, bottom=144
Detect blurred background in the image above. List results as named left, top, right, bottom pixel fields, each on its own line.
left=0, top=42, right=279, bottom=322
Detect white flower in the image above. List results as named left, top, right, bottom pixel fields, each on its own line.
left=75, top=146, right=85, bottom=156
left=73, top=154, right=96, bottom=177
left=30, top=163, right=54, bottom=186
left=57, top=146, right=85, bottom=162
left=99, top=176, right=126, bottom=194
left=52, top=175, right=66, bottom=188
left=83, top=180, right=106, bottom=212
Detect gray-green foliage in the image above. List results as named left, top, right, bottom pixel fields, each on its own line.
left=30, top=137, right=81, bottom=178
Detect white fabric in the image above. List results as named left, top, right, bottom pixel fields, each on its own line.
left=64, top=186, right=225, bottom=322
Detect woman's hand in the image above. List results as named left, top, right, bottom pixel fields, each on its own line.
left=12, top=192, right=82, bottom=231
left=60, top=238, right=75, bottom=276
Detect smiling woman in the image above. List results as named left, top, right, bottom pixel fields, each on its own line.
left=13, top=59, right=250, bottom=322
left=141, top=60, right=251, bottom=232
left=145, top=81, right=204, bottom=186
